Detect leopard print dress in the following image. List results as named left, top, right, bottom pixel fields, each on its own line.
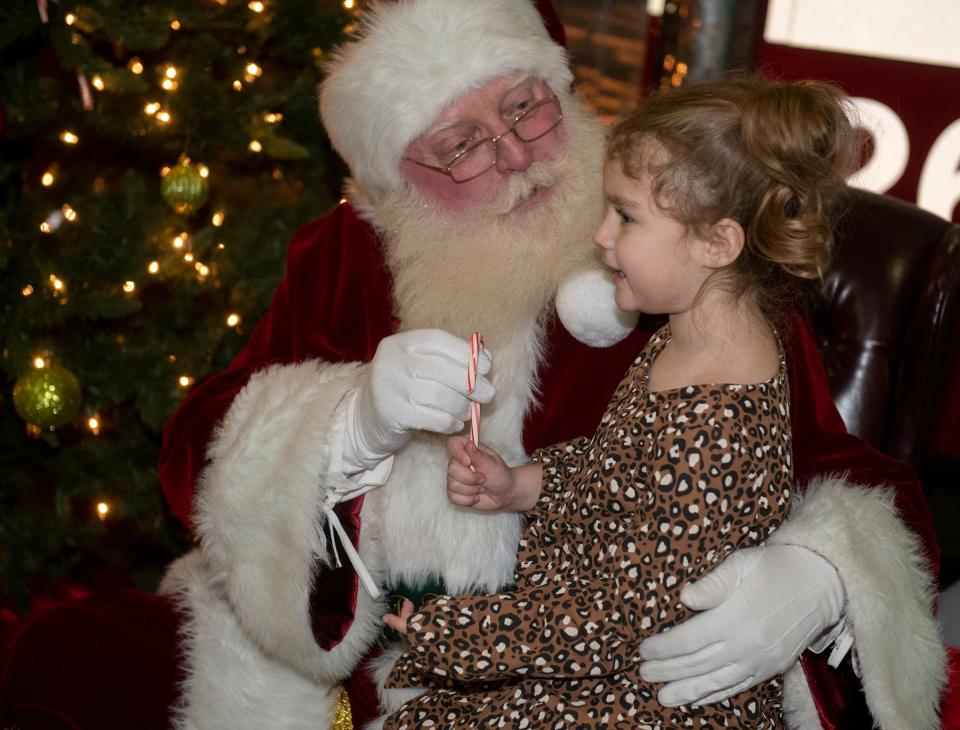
left=384, top=325, right=792, bottom=728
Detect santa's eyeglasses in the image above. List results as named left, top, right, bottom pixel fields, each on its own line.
left=403, top=95, right=563, bottom=183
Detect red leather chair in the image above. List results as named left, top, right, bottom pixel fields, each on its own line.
left=815, top=188, right=960, bottom=475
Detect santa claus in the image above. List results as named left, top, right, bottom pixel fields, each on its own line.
left=2, top=1, right=944, bottom=729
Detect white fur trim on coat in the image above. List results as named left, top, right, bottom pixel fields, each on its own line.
left=319, top=0, right=573, bottom=199
left=161, top=551, right=345, bottom=730
left=772, top=475, right=947, bottom=730
left=174, top=360, right=387, bottom=689
left=555, top=266, right=639, bottom=347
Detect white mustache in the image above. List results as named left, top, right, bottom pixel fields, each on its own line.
left=486, top=156, right=565, bottom=217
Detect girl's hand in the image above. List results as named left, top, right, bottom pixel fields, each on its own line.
left=446, top=436, right=515, bottom=511
left=383, top=598, right=414, bottom=634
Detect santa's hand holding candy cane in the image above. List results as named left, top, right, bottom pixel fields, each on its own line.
left=344, top=329, right=495, bottom=474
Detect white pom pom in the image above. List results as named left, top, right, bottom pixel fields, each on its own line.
left=555, top=267, right=638, bottom=347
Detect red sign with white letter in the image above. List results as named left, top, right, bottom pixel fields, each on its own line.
left=760, top=0, right=960, bottom=223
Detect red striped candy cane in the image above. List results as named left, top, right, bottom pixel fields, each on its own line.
left=467, top=331, right=483, bottom=448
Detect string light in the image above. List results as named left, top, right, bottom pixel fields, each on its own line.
left=161, top=64, right=179, bottom=91
left=60, top=131, right=79, bottom=144
left=96, top=501, right=110, bottom=520
left=217, top=243, right=225, bottom=250
left=195, top=263, right=210, bottom=277
left=65, top=13, right=76, bottom=25
left=129, top=58, right=144, bottom=75
left=41, top=209, right=65, bottom=233
left=22, top=285, right=34, bottom=297
left=244, top=63, right=262, bottom=83
left=49, top=274, right=65, bottom=293
left=148, top=261, right=160, bottom=274
left=91, top=74, right=104, bottom=91
left=248, top=140, right=262, bottom=152
left=211, top=211, right=224, bottom=226
left=199, top=165, right=209, bottom=178
left=123, top=281, right=136, bottom=293
left=226, top=313, right=241, bottom=327
left=144, top=102, right=160, bottom=115
left=88, top=416, right=101, bottom=435
left=62, top=204, right=78, bottom=222
left=41, top=171, right=55, bottom=186
left=33, top=357, right=46, bottom=369
left=170, top=19, right=181, bottom=30
left=344, top=0, right=355, bottom=8
left=156, top=110, right=171, bottom=124
left=178, top=375, right=194, bottom=387
left=183, top=252, right=194, bottom=263
left=264, top=112, right=282, bottom=123
left=172, top=234, right=186, bottom=249
left=248, top=1, right=265, bottom=12
left=232, top=80, right=243, bottom=91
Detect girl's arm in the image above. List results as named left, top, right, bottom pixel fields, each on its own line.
left=385, top=580, right=639, bottom=685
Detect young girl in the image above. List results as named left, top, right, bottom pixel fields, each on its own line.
left=381, top=76, right=858, bottom=728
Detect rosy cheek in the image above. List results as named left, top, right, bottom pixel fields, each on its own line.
left=403, top=162, right=498, bottom=214
left=529, top=125, right=564, bottom=161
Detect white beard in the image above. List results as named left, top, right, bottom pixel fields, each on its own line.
left=370, top=92, right=607, bottom=355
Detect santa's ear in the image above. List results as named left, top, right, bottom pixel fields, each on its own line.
left=699, top=218, right=745, bottom=269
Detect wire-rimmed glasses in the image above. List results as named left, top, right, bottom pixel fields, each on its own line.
left=404, top=94, right=563, bottom=183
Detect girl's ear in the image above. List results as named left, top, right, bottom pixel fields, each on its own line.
left=699, top=218, right=745, bottom=269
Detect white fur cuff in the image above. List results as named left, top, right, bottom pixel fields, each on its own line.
left=770, top=475, right=947, bottom=729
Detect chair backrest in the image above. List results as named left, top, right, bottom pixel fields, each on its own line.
left=812, top=187, right=960, bottom=469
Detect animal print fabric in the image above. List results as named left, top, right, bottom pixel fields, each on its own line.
left=384, top=325, right=792, bottom=728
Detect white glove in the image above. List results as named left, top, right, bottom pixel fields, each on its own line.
left=342, top=329, right=494, bottom=470
left=638, top=544, right=845, bottom=707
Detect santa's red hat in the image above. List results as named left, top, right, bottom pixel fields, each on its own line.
left=319, top=0, right=572, bottom=199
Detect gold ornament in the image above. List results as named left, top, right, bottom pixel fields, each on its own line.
left=331, top=685, right=353, bottom=730
left=161, top=156, right=209, bottom=215
left=13, top=364, right=82, bottom=429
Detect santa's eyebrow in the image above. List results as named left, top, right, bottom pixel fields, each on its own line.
left=424, top=119, right=477, bottom=138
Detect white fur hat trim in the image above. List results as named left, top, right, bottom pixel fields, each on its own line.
left=556, top=267, right=639, bottom=348
left=319, top=0, right=572, bottom=199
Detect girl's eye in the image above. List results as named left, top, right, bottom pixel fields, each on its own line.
left=616, top=207, right=634, bottom=224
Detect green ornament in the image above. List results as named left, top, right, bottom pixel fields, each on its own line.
left=13, top=365, right=82, bottom=429
left=161, top=157, right=210, bottom=215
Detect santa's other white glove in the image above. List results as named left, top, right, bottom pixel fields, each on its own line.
left=638, top=544, right=845, bottom=707
left=342, top=329, right=494, bottom=471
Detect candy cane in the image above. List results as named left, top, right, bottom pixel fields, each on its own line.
left=467, top=331, right=483, bottom=448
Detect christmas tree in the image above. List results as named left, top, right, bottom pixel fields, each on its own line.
left=0, top=0, right=354, bottom=612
